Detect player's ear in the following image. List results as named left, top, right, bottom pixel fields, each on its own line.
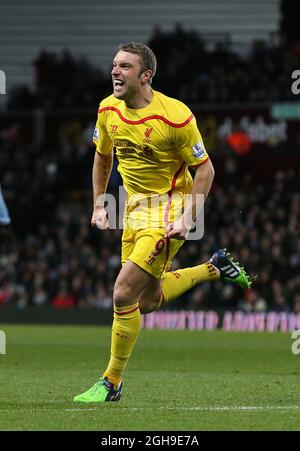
left=141, top=69, right=153, bottom=85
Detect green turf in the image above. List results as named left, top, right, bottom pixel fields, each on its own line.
left=0, top=324, right=300, bottom=431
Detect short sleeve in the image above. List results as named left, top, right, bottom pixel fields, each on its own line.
left=173, top=116, right=209, bottom=167
left=93, top=106, right=113, bottom=155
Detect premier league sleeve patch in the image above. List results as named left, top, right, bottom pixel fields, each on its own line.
left=93, top=126, right=100, bottom=141
left=192, top=141, right=206, bottom=159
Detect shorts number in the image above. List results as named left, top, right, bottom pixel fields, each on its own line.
left=153, top=239, right=165, bottom=256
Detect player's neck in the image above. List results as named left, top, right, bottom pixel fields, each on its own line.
left=125, top=87, right=153, bottom=109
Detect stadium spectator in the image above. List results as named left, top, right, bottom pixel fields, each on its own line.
left=52, top=281, right=77, bottom=309
left=0, top=182, right=13, bottom=253
left=6, top=24, right=299, bottom=109
left=237, top=288, right=267, bottom=313
left=0, top=151, right=299, bottom=313
left=1, top=27, right=299, bottom=316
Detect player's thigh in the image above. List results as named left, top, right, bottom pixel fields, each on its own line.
left=117, top=228, right=184, bottom=308
left=121, top=226, right=135, bottom=266
left=129, top=228, right=184, bottom=279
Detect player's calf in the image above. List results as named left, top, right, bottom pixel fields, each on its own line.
left=137, top=282, right=162, bottom=314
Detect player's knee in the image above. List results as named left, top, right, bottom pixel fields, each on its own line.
left=113, top=284, right=134, bottom=307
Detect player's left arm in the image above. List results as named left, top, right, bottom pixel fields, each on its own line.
left=166, top=114, right=214, bottom=240
left=185, top=158, right=215, bottom=220
left=165, top=159, right=214, bottom=239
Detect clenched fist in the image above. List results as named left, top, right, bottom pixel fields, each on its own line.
left=91, top=207, right=109, bottom=230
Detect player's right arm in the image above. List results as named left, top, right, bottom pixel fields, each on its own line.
left=91, top=106, right=114, bottom=229
left=91, top=152, right=113, bottom=229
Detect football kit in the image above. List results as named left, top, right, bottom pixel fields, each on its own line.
left=93, top=89, right=209, bottom=278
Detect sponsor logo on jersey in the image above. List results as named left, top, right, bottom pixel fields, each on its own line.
left=192, top=141, right=206, bottom=159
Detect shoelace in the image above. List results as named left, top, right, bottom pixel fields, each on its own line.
left=91, top=380, right=106, bottom=395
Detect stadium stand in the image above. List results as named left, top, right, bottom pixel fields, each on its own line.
left=1, top=2, right=299, bottom=316
left=0, top=0, right=280, bottom=91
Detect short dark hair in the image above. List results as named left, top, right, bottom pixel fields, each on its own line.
left=118, top=42, right=157, bottom=84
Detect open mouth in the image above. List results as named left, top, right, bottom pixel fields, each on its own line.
left=114, top=79, right=125, bottom=88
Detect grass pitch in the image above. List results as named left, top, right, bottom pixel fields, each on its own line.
left=0, top=323, right=299, bottom=431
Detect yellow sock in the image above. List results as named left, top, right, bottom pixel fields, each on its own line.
left=158, top=262, right=219, bottom=309
left=103, top=302, right=141, bottom=387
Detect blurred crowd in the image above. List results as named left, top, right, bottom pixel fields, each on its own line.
left=7, top=23, right=300, bottom=110
left=148, top=24, right=299, bottom=104
left=1, top=19, right=300, bottom=313
left=1, top=127, right=299, bottom=312
left=8, top=49, right=111, bottom=110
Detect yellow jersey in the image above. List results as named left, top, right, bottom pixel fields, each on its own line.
left=93, top=89, right=209, bottom=200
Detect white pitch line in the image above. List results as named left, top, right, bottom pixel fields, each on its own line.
left=158, top=406, right=300, bottom=412
left=64, top=406, right=300, bottom=413
left=65, top=408, right=98, bottom=411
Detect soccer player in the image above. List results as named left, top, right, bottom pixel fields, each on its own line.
left=0, top=183, right=12, bottom=244
left=73, top=43, right=251, bottom=403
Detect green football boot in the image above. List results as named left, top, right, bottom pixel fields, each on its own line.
left=209, top=248, right=252, bottom=289
left=73, top=377, right=123, bottom=403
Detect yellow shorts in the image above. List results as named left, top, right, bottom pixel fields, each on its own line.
left=121, top=193, right=185, bottom=279
left=121, top=227, right=184, bottom=279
